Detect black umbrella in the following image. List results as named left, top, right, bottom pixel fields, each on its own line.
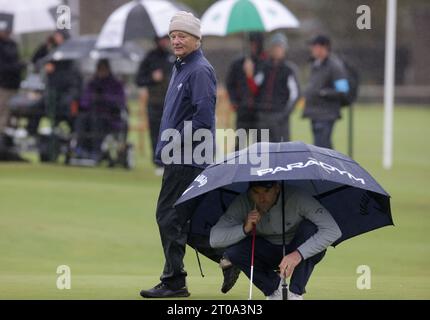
left=48, top=35, right=143, bottom=60
left=176, top=141, right=393, bottom=299
left=49, top=35, right=96, bottom=61
left=46, top=35, right=145, bottom=75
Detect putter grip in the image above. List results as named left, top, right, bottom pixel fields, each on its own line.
left=282, top=284, right=289, bottom=300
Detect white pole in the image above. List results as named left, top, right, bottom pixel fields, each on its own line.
left=383, top=0, right=397, bottom=169
left=248, top=225, right=256, bottom=300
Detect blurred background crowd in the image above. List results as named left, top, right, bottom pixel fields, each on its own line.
left=0, top=0, right=428, bottom=173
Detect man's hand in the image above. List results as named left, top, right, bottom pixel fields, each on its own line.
left=279, top=250, right=303, bottom=278
left=243, top=58, right=254, bottom=78
left=243, top=209, right=261, bottom=234
left=152, top=69, right=164, bottom=82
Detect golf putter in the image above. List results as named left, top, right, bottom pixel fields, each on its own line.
left=248, top=203, right=257, bottom=300
left=281, top=182, right=289, bottom=300
left=282, top=276, right=288, bottom=300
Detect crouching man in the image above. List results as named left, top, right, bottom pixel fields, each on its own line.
left=210, top=181, right=342, bottom=300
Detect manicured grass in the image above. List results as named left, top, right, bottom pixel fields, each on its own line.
left=0, top=104, right=429, bottom=299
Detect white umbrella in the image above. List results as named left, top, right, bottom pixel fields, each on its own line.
left=96, top=0, right=193, bottom=49
left=201, top=0, right=299, bottom=36
left=0, top=0, right=60, bottom=34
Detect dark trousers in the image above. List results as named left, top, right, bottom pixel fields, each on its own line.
left=236, top=109, right=258, bottom=132
left=235, top=110, right=258, bottom=151
left=225, top=220, right=326, bottom=296
left=281, top=114, right=291, bottom=142
left=147, top=104, right=164, bottom=166
left=257, top=112, right=290, bottom=143
left=311, top=120, right=335, bottom=149
left=156, top=164, right=203, bottom=289
left=188, top=233, right=224, bottom=264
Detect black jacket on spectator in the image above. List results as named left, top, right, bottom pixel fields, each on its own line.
left=31, top=43, right=52, bottom=73
left=255, top=60, right=300, bottom=114
left=226, top=54, right=266, bottom=112
left=0, top=38, right=23, bottom=89
left=45, top=60, right=82, bottom=119
left=226, top=53, right=267, bottom=135
left=135, top=47, right=174, bottom=106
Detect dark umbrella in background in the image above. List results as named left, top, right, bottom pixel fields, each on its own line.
left=48, top=35, right=145, bottom=75
left=176, top=141, right=393, bottom=299
left=95, top=0, right=195, bottom=49
left=49, top=35, right=96, bottom=61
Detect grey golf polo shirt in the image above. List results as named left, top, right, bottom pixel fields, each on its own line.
left=210, top=185, right=342, bottom=260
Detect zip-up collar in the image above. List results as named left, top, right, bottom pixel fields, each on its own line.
left=174, top=48, right=203, bottom=71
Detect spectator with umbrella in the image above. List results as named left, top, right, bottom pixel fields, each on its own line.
left=201, top=0, right=300, bottom=149
left=26, top=30, right=73, bottom=136
left=43, top=38, right=82, bottom=131
left=135, top=35, right=175, bottom=176
left=32, top=30, right=69, bottom=73
left=245, top=32, right=300, bottom=143
left=225, top=32, right=267, bottom=149
left=0, top=18, right=26, bottom=161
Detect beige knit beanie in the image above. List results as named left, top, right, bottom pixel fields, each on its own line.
left=169, top=11, right=201, bottom=39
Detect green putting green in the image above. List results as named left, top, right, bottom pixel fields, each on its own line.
left=0, top=105, right=429, bottom=299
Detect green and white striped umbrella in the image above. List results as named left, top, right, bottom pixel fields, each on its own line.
left=201, top=0, right=299, bottom=36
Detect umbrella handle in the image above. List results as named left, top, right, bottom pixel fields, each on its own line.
left=282, top=278, right=289, bottom=300
left=248, top=225, right=256, bottom=300
left=281, top=181, right=289, bottom=300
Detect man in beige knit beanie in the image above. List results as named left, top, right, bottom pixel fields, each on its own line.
left=140, top=11, right=234, bottom=299
left=168, top=11, right=202, bottom=59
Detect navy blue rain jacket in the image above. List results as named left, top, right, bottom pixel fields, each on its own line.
left=155, top=49, right=217, bottom=168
